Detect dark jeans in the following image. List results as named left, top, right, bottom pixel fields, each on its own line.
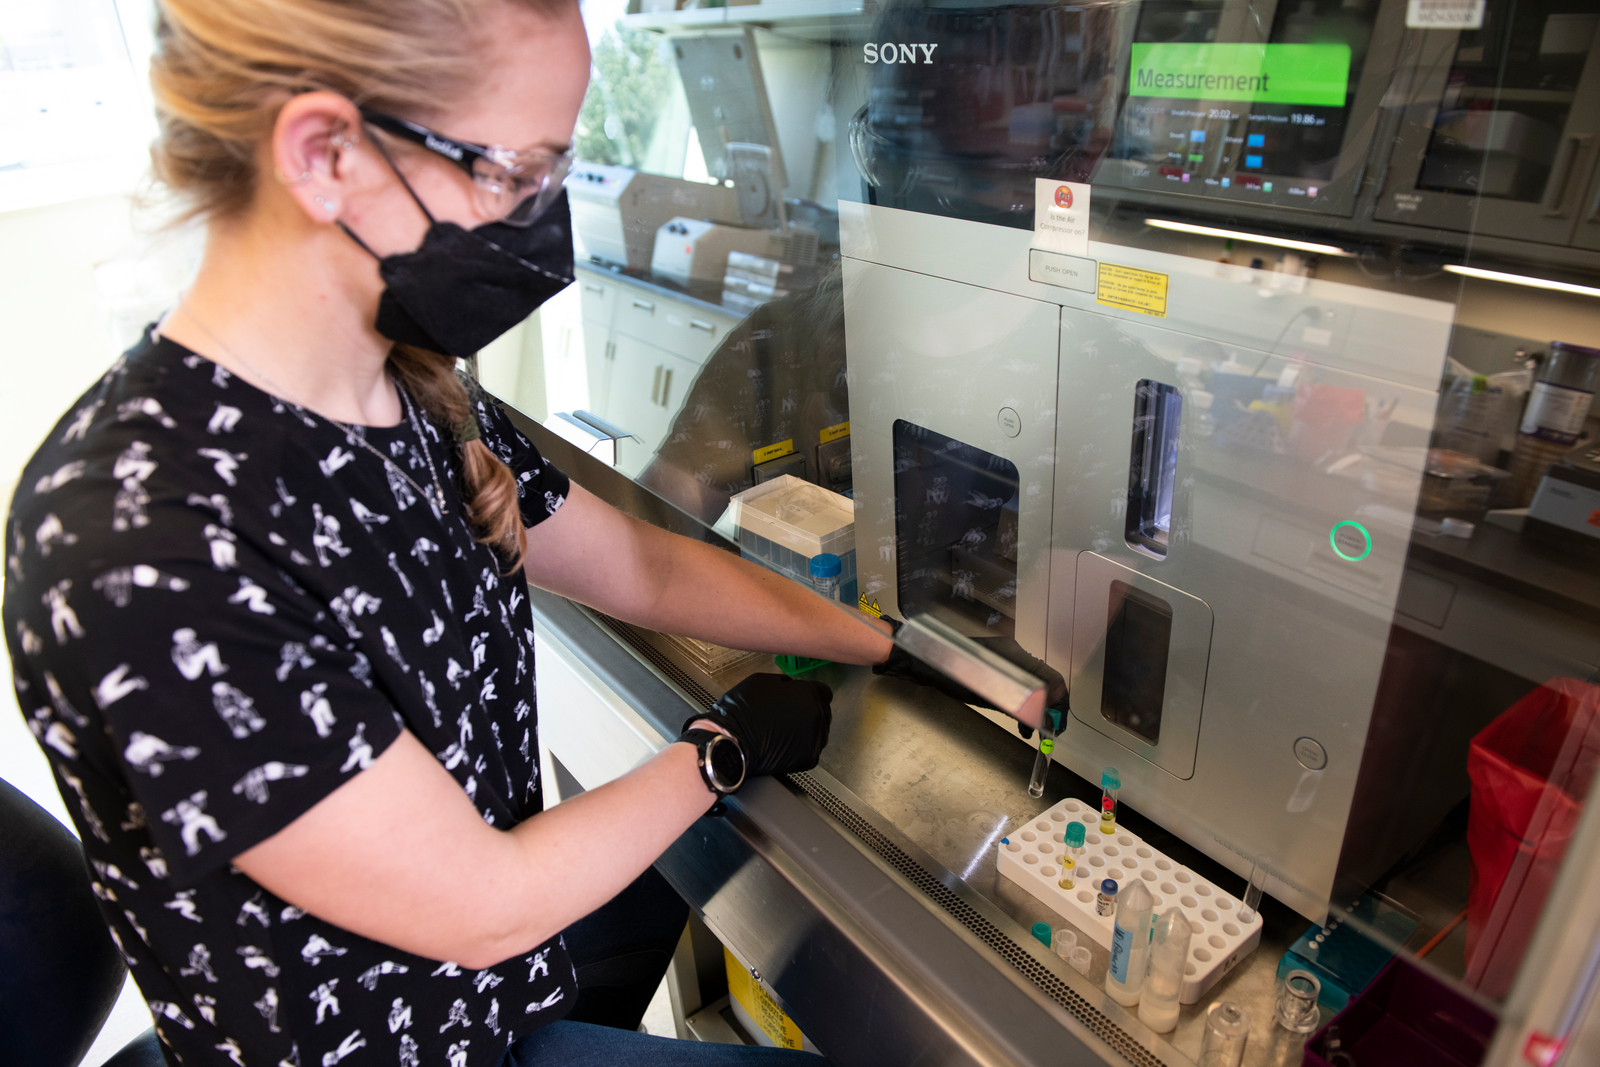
left=501, top=867, right=823, bottom=1066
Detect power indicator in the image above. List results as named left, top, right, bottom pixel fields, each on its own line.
left=1329, top=520, right=1372, bottom=562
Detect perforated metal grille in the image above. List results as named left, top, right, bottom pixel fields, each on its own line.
left=595, top=616, right=1161, bottom=1067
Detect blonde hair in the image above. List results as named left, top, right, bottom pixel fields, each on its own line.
left=150, top=0, right=569, bottom=568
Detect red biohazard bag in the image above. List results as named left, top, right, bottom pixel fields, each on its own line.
left=1465, top=678, right=1600, bottom=1000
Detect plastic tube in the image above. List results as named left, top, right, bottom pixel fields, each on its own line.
left=1099, top=767, right=1121, bottom=833
left=809, top=553, right=841, bottom=601
left=1240, top=863, right=1267, bottom=923
left=1028, top=708, right=1063, bottom=799
left=1053, top=928, right=1077, bottom=961
left=1069, top=946, right=1092, bottom=975
left=1138, top=908, right=1194, bottom=1032
left=1104, top=879, right=1153, bottom=1006
left=1199, top=1001, right=1251, bottom=1067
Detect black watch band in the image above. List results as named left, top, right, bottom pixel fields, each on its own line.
left=681, top=728, right=747, bottom=798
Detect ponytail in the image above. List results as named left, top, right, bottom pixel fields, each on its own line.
left=387, top=345, right=525, bottom=572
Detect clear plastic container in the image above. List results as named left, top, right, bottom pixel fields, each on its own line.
left=1104, top=879, right=1153, bottom=1006
left=1100, top=767, right=1120, bottom=833
left=719, top=475, right=857, bottom=602
left=1138, top=907, right=1194, bottom=1033
left=1199, top=1001, right=1251, bottom=1067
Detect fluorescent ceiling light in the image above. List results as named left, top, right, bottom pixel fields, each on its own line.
left=1443, top=263, right=1600, bottom=299
left=1144, top=218, right=1353, bottom=257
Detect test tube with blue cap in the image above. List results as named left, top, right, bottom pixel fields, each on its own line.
left=809, top=553, right=841, bottom=601
left=1028, top=706, right=1064, bottom=798
left=1100, top=767, right=1121, bottom=833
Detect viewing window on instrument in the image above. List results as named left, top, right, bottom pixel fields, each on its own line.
left=1103, top=580, right=1173, bottom=745
left=1125, top=380, right=1183, bottom=559
left=892, top=421, right=1021, bottom=638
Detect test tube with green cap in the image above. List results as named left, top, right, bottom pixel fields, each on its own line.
left=1031, top=921, right=1052, bottom=948
left=1028, top=706, right=1063, bottom=798
left=1058, top=821, right=1087, bottom=889
left=1099, top=767, right=1121, bottom=833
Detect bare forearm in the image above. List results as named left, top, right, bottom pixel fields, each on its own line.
left=621, top=520, right=891, bottom=664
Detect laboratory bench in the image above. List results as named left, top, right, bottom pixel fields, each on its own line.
left=505, top=403, right=1465, bottom=1067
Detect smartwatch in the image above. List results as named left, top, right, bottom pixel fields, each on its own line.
left=681, top=728, right=747, bottom=798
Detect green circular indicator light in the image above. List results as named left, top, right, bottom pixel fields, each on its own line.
left=1329, top=521, right=1372, bottom=562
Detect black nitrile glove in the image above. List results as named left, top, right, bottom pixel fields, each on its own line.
left=873, top=620, right=1068, bottom=724
left=681, top=672, right=833, bottom=778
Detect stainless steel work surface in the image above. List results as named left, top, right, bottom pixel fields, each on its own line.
left=532, top=582, right=1310, bottom=1067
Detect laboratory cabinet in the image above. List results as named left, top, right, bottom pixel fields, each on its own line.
left=527, top=0, right=1600, bottom=1064
left=1373, top=4, right=1600, bottom=248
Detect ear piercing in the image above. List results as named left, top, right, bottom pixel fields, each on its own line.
left=331, top=132, right=361, bottom=150
left=314, top=195, right=337, bottom=214
left=276, top=169, right=312, bottom=186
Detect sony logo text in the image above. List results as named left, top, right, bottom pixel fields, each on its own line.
left=863, top=43, right=938, bottom=64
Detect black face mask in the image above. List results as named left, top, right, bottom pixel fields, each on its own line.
left=341, top=164, right=574, bottom=359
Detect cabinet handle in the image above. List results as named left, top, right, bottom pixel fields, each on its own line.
left=689, top=319, right=715, bottom=334
left=605, top=341, right=615, bottom=361
left=632, top=299, right=656, bottom=313
left=583, top=283, right=605, bottom=295
left=650, top=364, right=663, bottom=405
left=1541, top=135, right=1590, bottom=217
left=660, top=368, right=674, bottom=408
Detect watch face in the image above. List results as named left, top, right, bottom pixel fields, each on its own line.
left=706, top=735, right=746, bottom=792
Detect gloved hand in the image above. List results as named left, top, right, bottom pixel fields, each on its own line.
left=873, top=622, right=1068, bottom=730
left=681, top=672, right=833, bottom=778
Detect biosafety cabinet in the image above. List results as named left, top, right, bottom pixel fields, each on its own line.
left=526, top=0, right=1600, bottom=1064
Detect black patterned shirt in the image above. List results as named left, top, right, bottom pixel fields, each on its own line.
left=4, top=329, right=578, bottom=1066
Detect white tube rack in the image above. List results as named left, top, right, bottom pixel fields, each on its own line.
left=997, top=797, right=1262, bottom=1004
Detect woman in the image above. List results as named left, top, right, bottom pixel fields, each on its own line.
left=3, top=0, right=894, bottom=1063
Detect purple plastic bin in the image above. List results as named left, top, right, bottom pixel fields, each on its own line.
left=1303, top=959, right=1496, bottom=1067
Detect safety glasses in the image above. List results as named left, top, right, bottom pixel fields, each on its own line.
left=360, top=108, right=573, bottom=226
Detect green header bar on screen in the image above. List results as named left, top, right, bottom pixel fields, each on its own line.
left=1129, top=43, right=1351, bottom=106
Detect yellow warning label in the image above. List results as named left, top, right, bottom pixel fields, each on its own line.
left=1096, top=262, right=1169, bottom=317
left=858, top=594, right=882, bottom=617
left=819, top=420, right=851, bottom=444
left=724, top=948, right=803, bottom=1050
left=752, top=439, right=795, bottom=465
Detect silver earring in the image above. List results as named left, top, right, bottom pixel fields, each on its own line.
left=277, top=169, right=312, bottom=186
left=314, top=195, right=337, bottom=213
left=331, top=133, right=360, bottom=150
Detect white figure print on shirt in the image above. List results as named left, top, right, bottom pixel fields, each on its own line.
left=165, top=888, right=202, bottom=923
left=43, top=579, right=85, bottom=643
left=228, top=576, right=276, bottom=614
left=340, top=722, right=373, bottom=773
left=322, top=1030, right=366, bottom=1065
left=430, top=961, right=463, bottom=977
left=318, top=446, right=355, bottom=478
left=444, top=657, right=470, bottom=691
left=486, top=997, right=501, bottom=1035
left=526, top=948, right=551, bottom=981
left=125, top=731, right=200, bottom=776
left=203, top=524, right=237, bottom=570
left=112, top=441, right=158, bottom=531
left=310, top=979, right=340, bottom=1024
left=45, top=671, right=88, bottom=727
left=62, top=400, right=102, bottom=442
left=58, top=765, right=108, bottom=840
left=311, top=503, right=352, bottom=566
left=473, top=970, right=503, bottom=993
left=478, top=668, right=499, bottom=705
left=123, top=908, right=151, bottom=944
left=35, top=513, right=79, bottom=556
left=172, top=628, right=228, bottom=680
left=149, top=1000, right=197, bottom=1030
left=92, top=858, right=139, bottom=892
left=351, top=498, right=389, bottom=532
left=117, top=396, right=179, bottom=429
left=186, top=491, right=235, bottom=527
left=300, top=683, right=336, bottom=738
left=269, top=476, right=297, bottom=518
left=410, top=537, right=440, bottom=567
left=388, top=997, right=412, bottom=1033
left=179, top=942, right=218, bottom=983
left=197, top=447, right=248, bottom=487
left=301, top=933, right=348, bottom=967
left=447, top=1041, right=470, bottom=1067
left=92, top=565, right=191, bottom=607
left=232, top=760, right=310, bottom=803
left=277, top=641, right=316, bottom=682
left=385, top=463, right=418, bottom=510
left=254, top=986, right=281, bottom=1033
left=357, top=961, right=410, bottom=991
left=380, top=626, right=410, bottom=672
left=438, top=998, right=471, bottom=1033
left=211, top=681, right=264, bottom=738
left=385, top=551, right=414, bottom=597
left=349, top=650, right=373, bottom=687
left=238, top=945, right=280, bottom=977
left=162, top=791, right=225, bottom=856
left=33, top=713, right=76, bottom=758
left=469, top=632, right=489, bottom=670
left=398, top=1034, right=420, bottom=1067
left=236, top=892, right=271, bottom=928
left=139, top=846, right=167, bottom=880
left=437, top=709, right=474, bottom=771
left=194, top=993, right=219, bottom=1025
left=207, top=402, right=242, bottom=434
left=215, top=1036, right=247, bottom=1066
left=328, top=585, right=380, bottom=639
left=421, top=612, right=445, bottom=647
left=35, top=460, right=88, bottom=496
left=463, top=585, right=489, bottom=624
